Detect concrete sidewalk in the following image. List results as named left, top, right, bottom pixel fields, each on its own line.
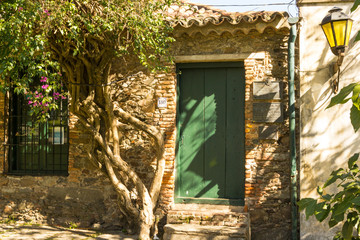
left=0, top=223, right=138, bottom=240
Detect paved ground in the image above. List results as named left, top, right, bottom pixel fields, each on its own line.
left=0, top=223, right=138, bottom=240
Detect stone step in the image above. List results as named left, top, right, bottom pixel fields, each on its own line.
left=167, top=204, right=250, bottom=227
left=170, top=204, right=245, bottom=213
left=167, top=211, right=249, bottom=227
left=163, top=224, right=250, bottom=240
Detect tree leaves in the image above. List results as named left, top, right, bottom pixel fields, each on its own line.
left=298, top=154, right=360, bottom=239
left=323, top=168, right=344, bottom=188
left=327, top=83, right=357, bottom=109
left=327, top=83, right=360, bottom=132
left=355, top=31, right=360, bottom=42
left=314, top=202, right=330, bottom=222
left=298, top=198, right=317, bottom=211
left=0, top=0, right=175, bottom=122
left=348, top=153, right=360, bottom=169
left=352, top=0, right=360, bottom=42
left=342, top=220, right=353, bottom=240
left=350, top=105, right=360, bottom=132
left=351, top=0, right=360, bottom=12
left=352, top=84, right=360, bottom=111
left=298, top=198, right=317, bottom=219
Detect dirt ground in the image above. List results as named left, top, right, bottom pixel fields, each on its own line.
left=0, top=223, right=139, bottom=240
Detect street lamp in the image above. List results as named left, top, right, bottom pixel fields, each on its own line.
left=320, top=7, right=353, bottom=93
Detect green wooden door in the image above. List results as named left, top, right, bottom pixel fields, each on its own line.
left=176, top=62, right=245, bottom=205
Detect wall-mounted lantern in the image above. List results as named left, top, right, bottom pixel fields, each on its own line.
left=320, top=7, right=353, bottom=93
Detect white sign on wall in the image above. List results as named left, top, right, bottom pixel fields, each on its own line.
left=157, top=97, right=167, bottom=108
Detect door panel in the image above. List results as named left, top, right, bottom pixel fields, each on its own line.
left=203, top=68, right=226, bottom=198
left=178, top=68, right=205, bottom=197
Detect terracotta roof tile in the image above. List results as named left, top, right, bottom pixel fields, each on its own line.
left=165, top=0, right=290, bottom=35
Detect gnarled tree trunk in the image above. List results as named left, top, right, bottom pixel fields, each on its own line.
left=50, top=37, right=166, bottom=239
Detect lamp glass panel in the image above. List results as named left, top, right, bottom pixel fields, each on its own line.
left=322, top=22, right=335, bottom=47
left=333, top=20, right=347, bottom=46
left=345, top=20, right=353, bottom=46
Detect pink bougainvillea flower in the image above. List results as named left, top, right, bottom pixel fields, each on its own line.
left=41, top=84, right=49, bottom=90
left=40, top=76, right=47, bottom=82
left=18, top=7, right=23, bottom=11
left=61, top=96, right=67, bottom=100
left=28, top=101, right=33, bottom=105
left=44, top=9, right=50, bottom=16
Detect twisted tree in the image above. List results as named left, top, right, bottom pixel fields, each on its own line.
left=0, top=0, right=174, bottom=239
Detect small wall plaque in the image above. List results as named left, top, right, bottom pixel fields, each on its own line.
left=157, top=97, right=167, bottom=108
left=253, top=102, right=283, bottom=123
left=258, top=126, right=279, bottom=140
left=253, top=82, right=282, bottom=100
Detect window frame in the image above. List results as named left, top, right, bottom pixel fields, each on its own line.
left=7, top=89, right=69, bottom=176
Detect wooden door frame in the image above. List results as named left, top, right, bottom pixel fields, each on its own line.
left=175, top=62, right=245, bottom=206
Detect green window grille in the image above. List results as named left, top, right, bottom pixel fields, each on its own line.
left=8, top=90, right=69, bottom=175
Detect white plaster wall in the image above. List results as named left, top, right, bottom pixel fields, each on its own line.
left=299, top=2, right=360, bottom=240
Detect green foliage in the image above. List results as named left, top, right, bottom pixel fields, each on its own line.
left=352, top=0, right=360, bottom=13
left=68, top=221, right=79, bottom=229
left=355, top=31, right=360, bottom=42
left=352, top=0, right=360, bottom=42
left=327, top=83, right=360, bottom=132
left=0, top=0, right=174, bottom=121
left=298, top=154, right=360, bottom=240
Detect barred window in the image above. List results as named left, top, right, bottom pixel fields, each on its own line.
left=8, top=91, right=69, bottom=175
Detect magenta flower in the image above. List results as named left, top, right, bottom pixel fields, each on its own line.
left=18, top=7, right=23, bottom=11
left=44, top=9, right=50, bottom=16
left=41, top=84, right=49, bottom=90
left=40, top=76, right=47, bottom=82
left=61, top=96, right=67, bottom=100
left=28, top=100, right=33, bottom=105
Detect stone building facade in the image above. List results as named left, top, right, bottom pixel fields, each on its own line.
left=0, top=2, right=295, bottom=239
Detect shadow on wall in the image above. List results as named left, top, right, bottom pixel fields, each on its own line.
left=300, top=29, right=360, bottom=197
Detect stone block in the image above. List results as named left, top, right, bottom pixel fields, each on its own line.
left=0, top=178, right=9, bottom=186
left=163, top=224, right=249, bottom=240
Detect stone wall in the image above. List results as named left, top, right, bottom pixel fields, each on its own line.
left=170, top=28, right=292, bottom=240
left=0, top=24, right=293, bottom=239
left=0, top=70, right=176, bottom=231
